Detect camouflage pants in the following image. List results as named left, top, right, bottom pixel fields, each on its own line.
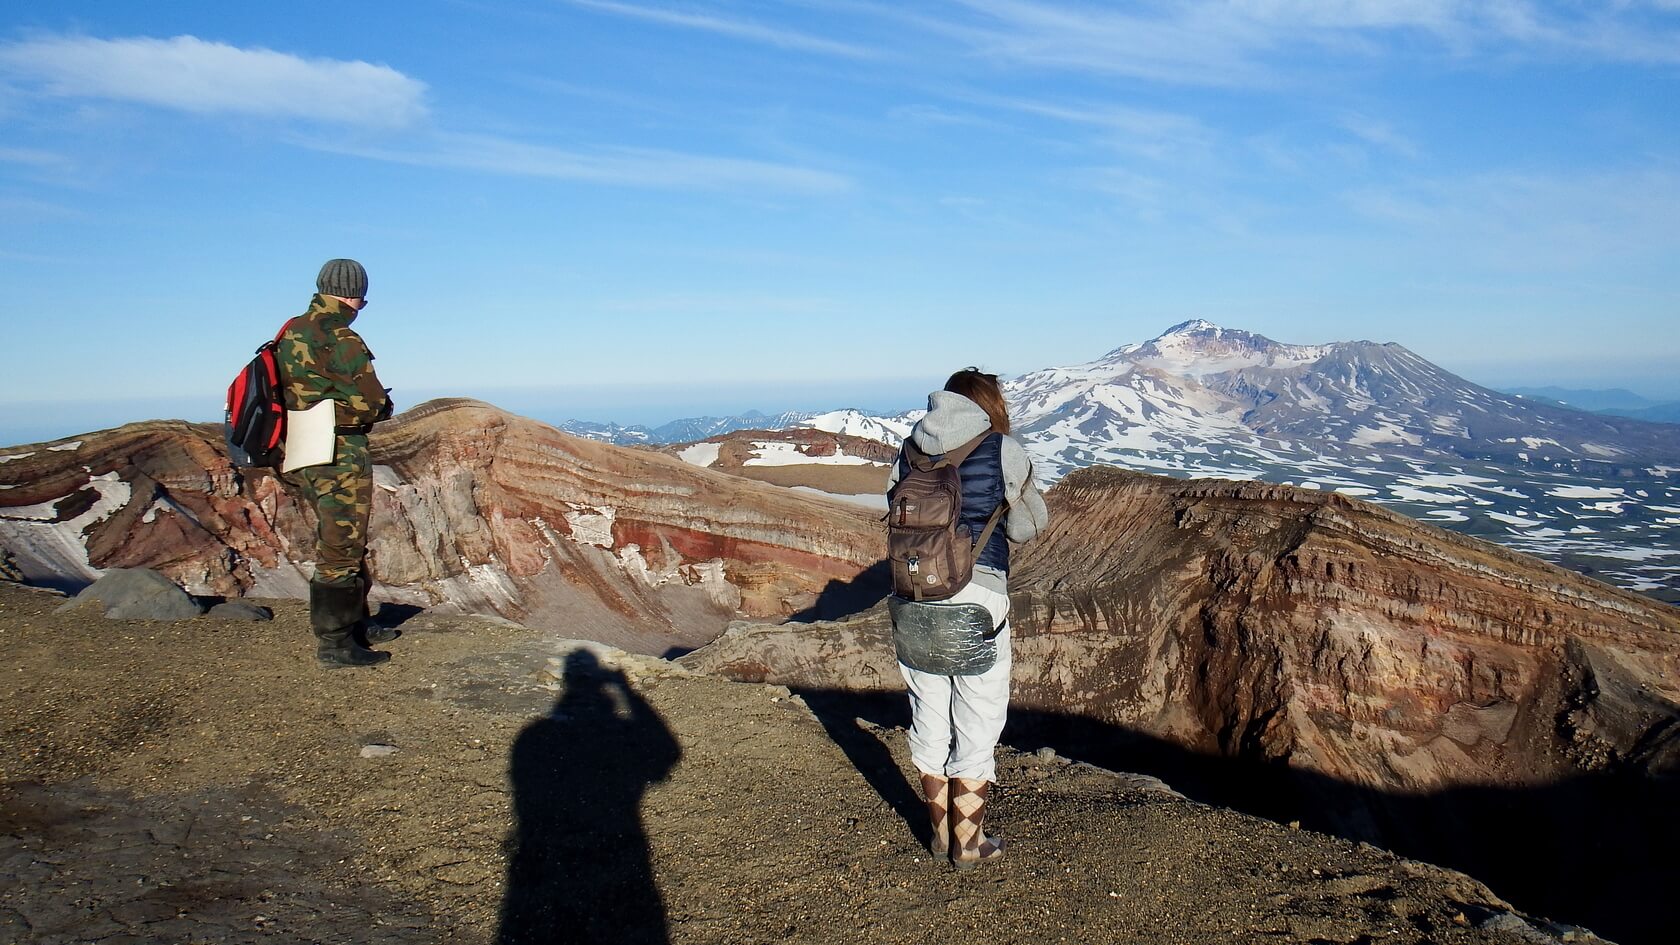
left=281, top=434, right=372, bottom=587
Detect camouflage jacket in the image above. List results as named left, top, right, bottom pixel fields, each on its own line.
left=276, top=294, right=391, bottom=426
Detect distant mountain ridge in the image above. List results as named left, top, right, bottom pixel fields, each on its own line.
left=557, top=408, right=922, bottom=447
left=638, top=320, right=1680, bottom=601
left=1607, top=403, right=1680, bottom=424
left=1505, top=386, right=1680, bottom=426
left=557, top=409, right=821, bottom=445
left=564, top=369, right=1680, bottom=447
left=1009, top=319, right=1678, bottom=478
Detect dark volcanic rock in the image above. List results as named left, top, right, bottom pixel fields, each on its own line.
left=206, top=600, right=273, bottom=621
left=55, top=568, right=203, bottom=620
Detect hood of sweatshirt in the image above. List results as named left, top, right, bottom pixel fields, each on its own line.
left=910, top=390, right=994, bottom=455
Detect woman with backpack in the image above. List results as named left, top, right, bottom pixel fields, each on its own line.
left=886, top=368, right=1050, bottom=869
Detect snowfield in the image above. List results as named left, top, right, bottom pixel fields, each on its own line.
left=800, top=409, right=918, bottom=446
left=788, top=486, right=889, bottom=510
left=0, top=472, right=132, bottom=584
left=677, top=443, right=721, bottom=468
left=1547, top=485, right=1625, bottom=499
left=744, top=442, right=886, bottom=467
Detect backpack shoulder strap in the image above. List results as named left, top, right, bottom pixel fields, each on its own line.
left=901, top=438, right=930, bottom=471
left=971, top=502, right=1006, bottom=552
left=940, top=431, right=992, bottom=468
left=904, top=432, right=990, bottom=472
left=271, top=316, right=298, bottom=344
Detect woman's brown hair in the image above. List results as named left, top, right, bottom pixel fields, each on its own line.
left=944, top=368, right=1010, bottom=435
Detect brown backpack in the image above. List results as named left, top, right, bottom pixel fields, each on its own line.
left=886, top=433, right=1006, bottom=602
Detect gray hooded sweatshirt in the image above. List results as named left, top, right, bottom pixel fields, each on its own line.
left=886, top=390, right=1051, bottom=596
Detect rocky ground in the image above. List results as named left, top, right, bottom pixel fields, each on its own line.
left=0, top=581, right=1606, bottom=945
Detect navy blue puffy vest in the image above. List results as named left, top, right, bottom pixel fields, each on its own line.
left=957, top=433, right=1009, bottom=573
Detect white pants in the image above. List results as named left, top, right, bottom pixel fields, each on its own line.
left=898, top=581, right=1012, bottom=783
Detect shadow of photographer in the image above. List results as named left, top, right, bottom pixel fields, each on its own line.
left=498, top=651, right=681, bottom=945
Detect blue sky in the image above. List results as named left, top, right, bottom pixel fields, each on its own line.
left=2, top=1, right=1677, bottom=443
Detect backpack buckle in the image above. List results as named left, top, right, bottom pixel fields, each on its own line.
left=906, top=555, right=920, bottom=574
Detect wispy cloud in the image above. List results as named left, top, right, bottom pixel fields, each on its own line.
left=936, top=1, right=1264, bottom=86
left=930, top=0, right=1680, bottom=85
left=886, top=103, right=1001, bottom=129
left=565, top=0, right=881, bottom=58
left=1071, top=166, right=1169, bottom=213
left=0, top=146, right=66, bottom=168
left=976, top=95, right=1212, bottom=160
left=0, top=34, right=427, bottom=126
left=0, top=32, right=845, bottom=196
left=1336, top=112, right=1421, bottom=158
left=313, top=132, right=853, bottom=194
left=0, top=195, right=85, bottom=220
left=1342, top=166, right=1680, bottom=269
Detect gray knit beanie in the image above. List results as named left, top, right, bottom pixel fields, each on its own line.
left=316, top=258, right=368, bottom=299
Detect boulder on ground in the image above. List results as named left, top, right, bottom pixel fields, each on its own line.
left=56, top=568, right=203, bottom=621
left=206, top=600, right=274, bottom=621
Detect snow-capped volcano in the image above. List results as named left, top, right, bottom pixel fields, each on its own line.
left=1116, top=319, right=1333, bottom=378
left=740, top=320, right=1679, bottom=600
left=1009, top=320, right=1677, bottom=480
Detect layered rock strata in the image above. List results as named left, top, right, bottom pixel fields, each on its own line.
left=684, top=466, right=1680, bottom=940
left=694, top=466, right=1679, bottom=782
left=0, top=400, right=882, bottom=652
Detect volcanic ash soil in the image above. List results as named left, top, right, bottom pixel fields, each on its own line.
left=0, top=581, right=1591, bottom=945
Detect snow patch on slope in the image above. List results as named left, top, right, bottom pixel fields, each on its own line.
left=800, top=409, right=917, bottom=446
left=678, top=442, right=721, bottom=468
left=745, top=442, right=884, bottom=467
left=788, top=486, right=889, bottom=510
left=0, top=472, right=132, bottom=585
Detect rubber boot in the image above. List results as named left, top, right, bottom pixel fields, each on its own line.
left=355, top=574, right=400, bottom=646
left=949, top=777, right=1004, bottom=870
left=310, top=580, right=390, bottom=668
left=920, top=773, right=951, bottom=860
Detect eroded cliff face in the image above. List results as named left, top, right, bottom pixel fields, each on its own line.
left=0, top=400, right=882, bottom=652
left=1014, top=468, right=1680, bottom=791
left=683, top=466, right=1680, bottom=937
left=693, top=466, right=1680, bottom=787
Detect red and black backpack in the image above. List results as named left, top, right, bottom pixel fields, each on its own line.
left=223, top=320, right=295, bottom=467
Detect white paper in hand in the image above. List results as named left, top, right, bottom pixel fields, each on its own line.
left=281, top=399, right=337, bottom=472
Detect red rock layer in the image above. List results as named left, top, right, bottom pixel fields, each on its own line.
left=688, top=466, right=1680, bottom=792
left=0, top=401, right=885, bottom=651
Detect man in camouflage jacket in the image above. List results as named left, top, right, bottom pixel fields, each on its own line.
left=277, top=258, right=395, bottom=667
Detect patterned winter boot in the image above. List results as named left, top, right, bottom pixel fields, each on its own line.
left=949, top=777, right=1005, bottom=870
left=920, top=773, right=951, bottom=860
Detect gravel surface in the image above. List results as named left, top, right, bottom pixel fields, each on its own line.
left=0, top=581, right=1598, bottom=945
